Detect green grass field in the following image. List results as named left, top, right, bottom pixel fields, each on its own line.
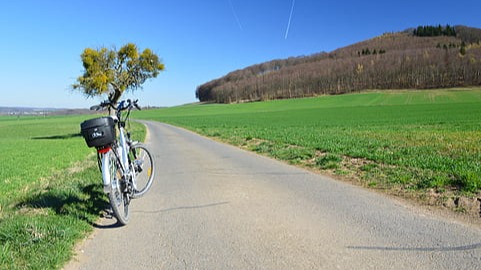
left=135, top=89, right=481, bottom=196
left=0, top=114, right=144, bottom=269
left=0, top=116, right=91, bottom=201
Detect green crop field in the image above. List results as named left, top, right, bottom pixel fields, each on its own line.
left=0, top=114, right=144, bottom=269
left=135, top=89, right=481, bottom=198
left=0, top=116, right=91, bottom=200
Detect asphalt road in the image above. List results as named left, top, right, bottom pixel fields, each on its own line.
left=65, top=121, right=481, bottom=270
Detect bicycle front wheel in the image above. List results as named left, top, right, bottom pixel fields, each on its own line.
left=129, top=143, right=155, bottom=199
left=106, top=149, right=130, bottom=225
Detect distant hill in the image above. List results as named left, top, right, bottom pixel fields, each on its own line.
left=196, top=25, right=481, bottom=103
left=0, top=107, right=93, bottom=116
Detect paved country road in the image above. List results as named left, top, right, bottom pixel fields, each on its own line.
left=65, top=121, right=481, bottom=270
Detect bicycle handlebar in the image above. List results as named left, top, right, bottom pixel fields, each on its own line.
left=90, top=99, right=141, bottom=112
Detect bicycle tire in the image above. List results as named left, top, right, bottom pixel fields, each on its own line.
left=106, top=149, right=130, bottom=225
left=129, top=143, right=155, bottom=199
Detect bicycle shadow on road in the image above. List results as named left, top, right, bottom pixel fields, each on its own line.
left=132, top=201, right=230, bottom=215
left=88, top=202, right=232, bottom=229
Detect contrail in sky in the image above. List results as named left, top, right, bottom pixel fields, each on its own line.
left=284, top=0, right=296, bottom=39
left=228, top=0, right=243, bottom=31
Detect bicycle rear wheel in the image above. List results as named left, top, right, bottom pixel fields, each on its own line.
left=106, top=149, right=130, bottom=225
left=129, top=143, right=155, bottom=199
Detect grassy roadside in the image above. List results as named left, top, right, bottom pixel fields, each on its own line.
left=0, top=115, right=144, bottom=269
left=135, top=89, right=481, bottom=216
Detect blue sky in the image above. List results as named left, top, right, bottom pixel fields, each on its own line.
left=1, top=0, right=480, bottom=108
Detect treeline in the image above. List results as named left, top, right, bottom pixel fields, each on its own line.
left=413, top=24, right=456, bottom=37
left=196, top=25, right=481, bottom=103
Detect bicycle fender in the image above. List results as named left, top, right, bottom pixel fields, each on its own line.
left=101, top=152, right=111, bottom=193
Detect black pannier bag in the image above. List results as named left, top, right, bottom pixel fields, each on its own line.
left=80, top=117, right=116, bottom=148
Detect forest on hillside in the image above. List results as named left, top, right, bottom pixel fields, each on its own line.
left=196, top=25, right=481, bottom=104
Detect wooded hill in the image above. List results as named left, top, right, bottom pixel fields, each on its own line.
left=196, top=25, right=481, bottom=103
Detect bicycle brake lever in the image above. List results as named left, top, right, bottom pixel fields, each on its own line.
left=133, top=99, right=141, bottom=110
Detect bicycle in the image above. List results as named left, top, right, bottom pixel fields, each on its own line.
left=80, top=99, right=155, bottom=225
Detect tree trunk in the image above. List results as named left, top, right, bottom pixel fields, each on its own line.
left=109, top=89, right=122, bottom=104
left=108, top=89, right=122, bottom=116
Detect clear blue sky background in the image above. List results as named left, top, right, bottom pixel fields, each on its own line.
left=1, top=0, right=480, bottom=108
